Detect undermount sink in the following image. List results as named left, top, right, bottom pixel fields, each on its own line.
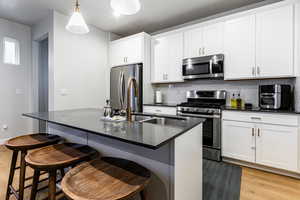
left=131, top=115, right=153, bottom=122
left=135, top=115, right=187, bottom=125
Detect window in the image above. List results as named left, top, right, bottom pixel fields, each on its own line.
left=3, top=37, right=20, bottom=65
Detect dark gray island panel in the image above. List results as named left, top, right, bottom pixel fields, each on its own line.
left=23, top=108, right=204, bottom=200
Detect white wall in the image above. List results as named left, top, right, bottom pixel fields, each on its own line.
left=0, top=18, right=33, bottom=143
left=52, top=11, right=109, bottom=110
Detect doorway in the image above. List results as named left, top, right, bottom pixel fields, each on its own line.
left=38, top=38, right=49, bottom=132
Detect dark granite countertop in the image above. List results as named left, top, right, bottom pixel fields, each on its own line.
left=23, top=109, right=204, bottom=150
left=144, top=103, right=178, bottom=107
left=222, top=106, right=300, bottom=115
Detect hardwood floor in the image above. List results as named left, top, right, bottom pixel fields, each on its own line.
left=240, top=167, right=300, bottom=200
left=1, top=145, right=300, bottom=200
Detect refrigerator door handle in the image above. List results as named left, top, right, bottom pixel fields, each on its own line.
left=121, top=72, right=125, bottom=109
left=118, top=72, right=123, bottom=109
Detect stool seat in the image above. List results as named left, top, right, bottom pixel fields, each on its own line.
left=61, top=157, right=151, bottom=200
left=5, top=133, right=62, bottom=151
left=25, top=143, right=99, bottom=170
left=26, top=143, right=99, bottom=200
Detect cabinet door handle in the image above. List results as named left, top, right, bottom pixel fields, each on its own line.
left=257, top=128, right=260, bottom=137
left=202, top=47, right=205, bottom=55
left=155, top=110, right=162, bottom=112
left=257, top=66, right=260, bottom=75
left=252, top=128, right=255, bottom=136
left=251, top=117, right=261, bottom=120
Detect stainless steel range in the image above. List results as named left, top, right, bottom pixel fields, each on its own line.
left=177, top=90, right=227, bottom=161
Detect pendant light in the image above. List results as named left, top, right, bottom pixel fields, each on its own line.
left=110, top=0, right=141, bottom=15
left=66, top=0, right=90, bottom=34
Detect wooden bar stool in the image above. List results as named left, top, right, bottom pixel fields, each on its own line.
left=5, top=133, right=63, bottom=200
left=61, top=157, right=151, bottom=200
left=25, top=143, right=99, bottom=200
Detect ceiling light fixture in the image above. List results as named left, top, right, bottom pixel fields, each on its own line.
left=66, top=0, right=90, bottom=34
left=110, top=0, right=141, bottom=15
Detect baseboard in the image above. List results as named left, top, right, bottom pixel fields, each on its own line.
left=0, top=137, right=11, bottom=145
left=223, top=157, right=300, bottom=179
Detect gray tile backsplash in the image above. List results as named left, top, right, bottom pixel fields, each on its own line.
left=153, top=78, right=296, bottom=108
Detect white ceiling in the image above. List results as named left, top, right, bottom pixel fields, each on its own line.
left=0, top=0, right=271, bottom=36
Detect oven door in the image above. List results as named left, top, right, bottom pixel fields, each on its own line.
left=177, top=112, right=221, bottom=149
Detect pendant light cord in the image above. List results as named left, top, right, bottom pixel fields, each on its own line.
left=75, top=0, right=80, bottom=12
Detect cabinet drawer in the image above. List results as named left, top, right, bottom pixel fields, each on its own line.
left=222, top=111, right=298, bottom=126
left=143, top=106, right=177, bottom=116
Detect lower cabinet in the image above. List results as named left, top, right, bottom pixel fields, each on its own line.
left=222, top=112, right=299, bottom=172
left=256, top=124, right=298, bottom=172
left=222, top=121, right=256, bottom=163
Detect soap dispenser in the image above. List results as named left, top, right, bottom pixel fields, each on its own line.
left=104, top=100, right=113, bottom=118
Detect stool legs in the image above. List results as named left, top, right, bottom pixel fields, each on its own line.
left=49, top=170, right=57, bottom=200
left=30, top=170, right=40, bottom=200
left=140, top=189, right=148, bottom=200
left=19, top=151, right=27, bottom=200
left=5, top=151, right=18, bottom=200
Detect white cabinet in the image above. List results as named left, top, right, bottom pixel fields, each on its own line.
left=256, top=124, right=298, bottom=172
left=184, top=27, right=203, bottom=59
left=222, top=111, right=299, bottom=172
left=109, top=33, right=146, bottom=67
left=224, top=5, right=295, bottom=80
left=256, top=5, right=294, bottom=78
left=184, top=23, right=224, bottom=59
left=202, top=23, right=224, bottom=56
left=143, top=105, right=177, bottom=115
left=224, top=15, right=256, bottom=79
left=222, top=120, right=256, bottom=163
left=151, top=32, right=184, bottom=83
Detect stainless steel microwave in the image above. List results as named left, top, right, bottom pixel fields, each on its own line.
left=182, top=54, right=224, bottom=80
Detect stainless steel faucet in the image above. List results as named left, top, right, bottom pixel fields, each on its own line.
left=127, top=78, right=139, bottom=122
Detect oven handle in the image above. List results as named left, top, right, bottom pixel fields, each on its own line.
left=177, top=112, right=220, bottom=119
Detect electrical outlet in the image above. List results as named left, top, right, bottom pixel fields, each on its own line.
left=2, top=125, right=8, bottom=131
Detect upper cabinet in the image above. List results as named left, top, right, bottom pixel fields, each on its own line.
left=151, top=32, right=184, bottom=83
left=224, top=5, right=295, bottom=80
left=184, top=23, right=224, bottom=58
left=255, top=5, right=294, bottom=78
left=224, top=15, right=256, bottom=79
left=109, top=33, right=149, bottom=67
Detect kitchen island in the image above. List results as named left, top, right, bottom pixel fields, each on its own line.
left=23, top=108, right=204, bottom=200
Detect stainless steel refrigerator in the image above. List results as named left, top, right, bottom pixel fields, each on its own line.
left=110, top=63, right=143, bottom=112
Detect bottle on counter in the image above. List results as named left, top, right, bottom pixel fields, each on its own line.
left=230, top=93, right=237, bottom=108
left=236, top=93, right=242, bottom=108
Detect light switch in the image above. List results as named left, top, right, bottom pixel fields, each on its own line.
left=16, top=89, right=23, bottom=95
left=60, top=89, right=68, bottom=96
